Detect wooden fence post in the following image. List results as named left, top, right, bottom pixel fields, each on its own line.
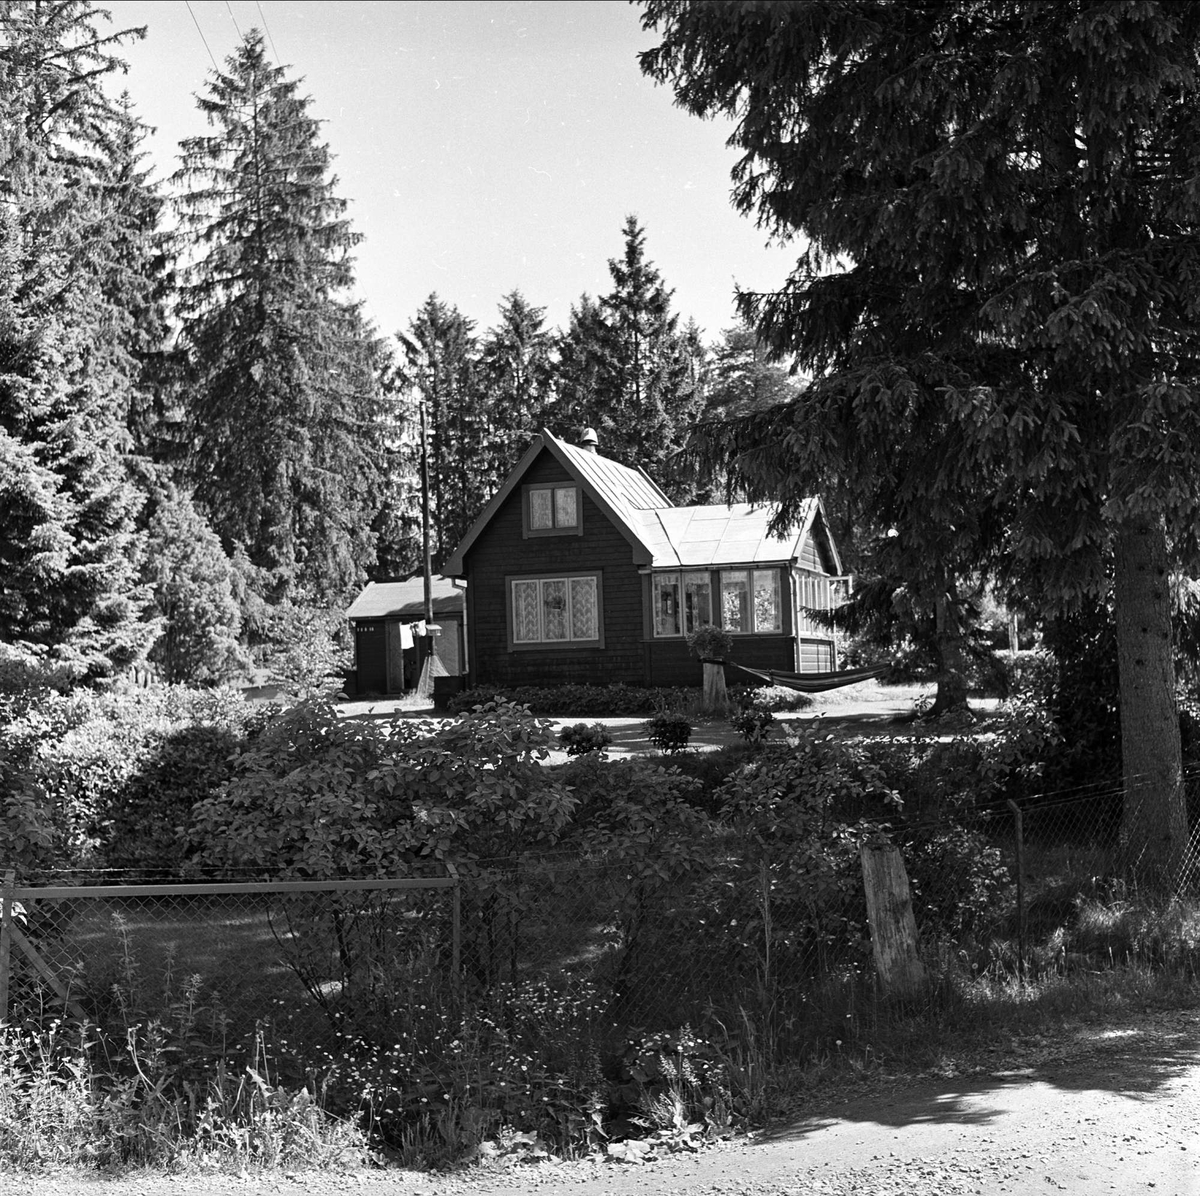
left=0, top=870, right=13, bottom=1026
left=860, top=841, right=927, bottom=999
left=1008, top=799, right=1026, bottom=981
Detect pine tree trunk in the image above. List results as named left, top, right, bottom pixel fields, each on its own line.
left=1113, top=517, right=1188, bottom=889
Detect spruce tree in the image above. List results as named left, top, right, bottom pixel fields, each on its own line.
left=477, top=290, right=554, bottom=495
left=558, top=216, right=702, bottom=496
left=174, top=30, right=384, bottom=603
left=397, top=294, right=479, bottom=558
left=144, top=486, right=247, bottom=685
left=0, top=1, right=155, bottom=682
left=642, top=0, right=1200, bottom=882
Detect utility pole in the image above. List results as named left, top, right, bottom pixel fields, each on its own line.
left=420, top=399, right=433, bottom=626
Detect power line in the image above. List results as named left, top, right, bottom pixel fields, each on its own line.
left=256, top=0, right=282, bottom=66
left=184, top=0, right=220, bottom=74
left=224, top=0, right=243, bottom=41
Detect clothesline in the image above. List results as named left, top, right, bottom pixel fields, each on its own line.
left=395, top=620, right=439, bottom=650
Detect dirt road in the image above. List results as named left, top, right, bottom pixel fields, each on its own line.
left=6, top=1005, right=1196, bottom=1196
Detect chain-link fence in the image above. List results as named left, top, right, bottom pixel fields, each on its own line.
left=2, top=784, right=1197, bottom=1086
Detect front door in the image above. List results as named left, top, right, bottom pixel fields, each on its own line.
left=355, top=622, right=387, bottom=694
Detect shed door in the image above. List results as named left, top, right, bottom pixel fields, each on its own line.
left=355, top=622, right=387, bottom=694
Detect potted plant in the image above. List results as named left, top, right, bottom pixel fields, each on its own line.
left=686, top=624, right=733, bottom=712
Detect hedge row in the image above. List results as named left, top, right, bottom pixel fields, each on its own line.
left=445, top=682, right=813, bottom=717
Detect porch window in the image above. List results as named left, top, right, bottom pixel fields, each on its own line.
left=511, top=574, right=601, bottom=645
left=526, top=484, right=581, bottom=535
left=653, top=571, right=714, bottom=636
left=721, top=568, right=781, bottom=633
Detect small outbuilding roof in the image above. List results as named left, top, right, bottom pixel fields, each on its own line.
left=346, top=576, right=465, bottom=621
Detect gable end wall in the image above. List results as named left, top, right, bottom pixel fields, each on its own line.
left=465, top=450, right=646, bottom=687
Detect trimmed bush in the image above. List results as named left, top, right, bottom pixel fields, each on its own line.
left=644, top=712, right=692, bottom=753
left=557, top=721, right=613, bottom=756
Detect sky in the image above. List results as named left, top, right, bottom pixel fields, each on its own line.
left=102, top=0, right=799, bottom=345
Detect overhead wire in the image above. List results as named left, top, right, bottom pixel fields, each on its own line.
left=256, top=0, right=282, bottom=66
left=224, top=1, right=243, bottom=41
left=184, top=0, right=220, bottom=74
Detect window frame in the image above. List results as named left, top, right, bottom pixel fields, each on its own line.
left=522, top=483, right=584, bottom=538
left=719, top=566, right=785, bottom=635
left=651, top=569, right=716, bottom=638
left=506, top=571, right=604, bottom=651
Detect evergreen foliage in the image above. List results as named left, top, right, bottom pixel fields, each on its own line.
left=173, top=30, right=385, bottom=602
left=397, top=294, right=480, bottom=559
left=144, top=486, right=248, bottom=686
left=557, top=216, right=703, bottom=498
left=477, top=289, right=555, bottom=495
left=0, top=1, right=156, bottom=683
left=641, top=0, right=1200, bottom=880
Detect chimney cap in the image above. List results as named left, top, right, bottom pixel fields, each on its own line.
left=580, top=427, right=599, bottom=452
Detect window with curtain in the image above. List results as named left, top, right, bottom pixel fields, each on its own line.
left=526, top=484, right=580, bottom=534
left=511, top=575, right=600, bottom=644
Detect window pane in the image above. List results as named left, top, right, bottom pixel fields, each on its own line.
left=529, top=488, right=552, bottom=529
left=570, top=577, right=598, bottom=639
left=683, top=572, right=712, bottom=634
left=555, top=487, right=578, bottom=527
left=721, top=571, right=749, bottom=632
left=513, top=580, right=540, bottom=641
left=753, top=569, right=781, bottom=632
left=654, top=572, right=680, bottom=636
left=542, top=579, right=568, bottom=640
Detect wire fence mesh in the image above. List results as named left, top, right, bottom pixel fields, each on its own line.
left=2, top=779, right=1197, bottom=1083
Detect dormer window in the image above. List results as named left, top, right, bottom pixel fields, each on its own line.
left=524, top=483, right=582, bottom=537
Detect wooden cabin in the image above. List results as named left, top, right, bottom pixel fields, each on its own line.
left=441, top=429, right=846, bottom=690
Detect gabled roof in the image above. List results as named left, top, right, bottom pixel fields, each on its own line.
left=442, top=429, right=671, bottom=574
left=347, top=576, right=464, bottom=620
left=440, top=429, right=840, bottom=576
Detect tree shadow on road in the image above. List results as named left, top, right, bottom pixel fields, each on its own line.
left=758, top=1009, right=1200, bottom=1142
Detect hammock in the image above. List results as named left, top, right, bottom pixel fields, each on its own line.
left=711, top=659, right=891, bottom=694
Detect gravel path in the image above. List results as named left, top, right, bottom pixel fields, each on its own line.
left=5, top=1005, right=1196, bottom=1196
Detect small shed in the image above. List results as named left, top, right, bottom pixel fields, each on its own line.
left=346, top=576, right=467, bottom=696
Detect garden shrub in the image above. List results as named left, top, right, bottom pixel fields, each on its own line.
left=708, top=733, right=904, bottom=979
left=0, top=681, right=270, bottom=875
left=557, top=721, right=613, bottom=756
left=446, top=683, right=698, bottom=717
left=900, top=824, right=1013, bottom=938
left=192, top=698, right=578, bottom=1028
left=104, top=723, right=245, bottom=870
left=644, top=711, right=692, bottom=752
left=729, top=704, right=774, bottom=744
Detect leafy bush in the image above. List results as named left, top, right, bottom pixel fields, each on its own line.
left=557, top=721, right=613, bottom=756
left=733, top=683, right=813, bottom=713
left=729, top=704, right=774, bottom=744
left=902, top=825, right=1013, bottom=938
left=709, top=732, right=905, bottom=977
left=104, top=723, right=245, bottom=870
left=0, top=682, right=270, bottom=874
left=644, top=712, right=692, bottom=753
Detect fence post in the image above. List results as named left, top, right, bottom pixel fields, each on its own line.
left=0, top=870, right=14, bottom=1026
left=446, top=863, right=461, bottom=988
left=1008, top=799, right=1025, bottom=981
left=860, top=840, right=927, bottom=999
